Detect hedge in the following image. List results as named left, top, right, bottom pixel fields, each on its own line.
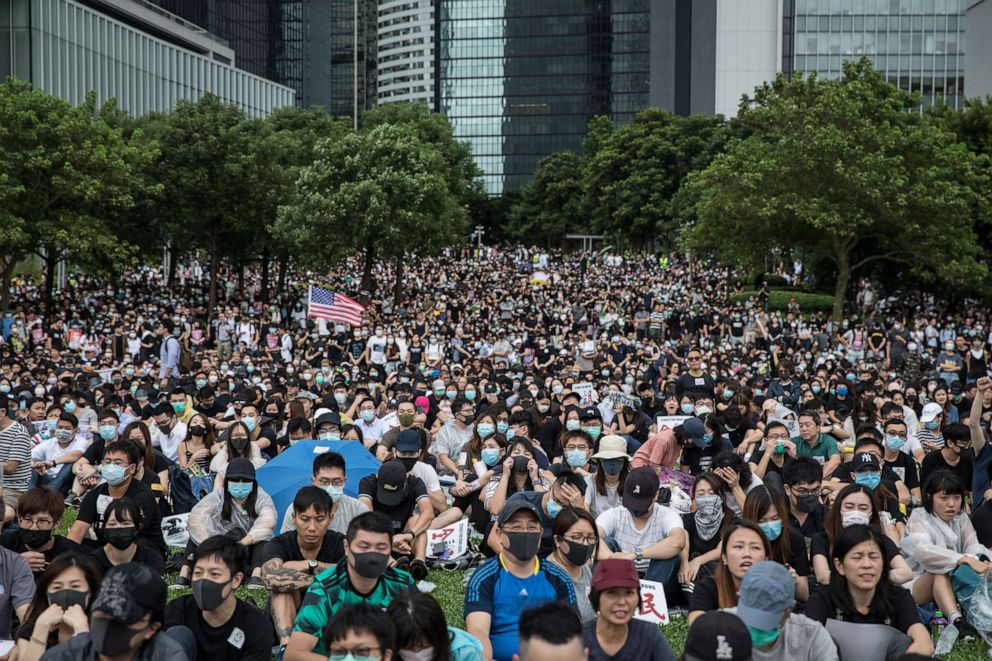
left=730, top=289, right=835, bottom=312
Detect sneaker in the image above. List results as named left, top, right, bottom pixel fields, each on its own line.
left=63, top=492, right=80, bottom=508
left=247, top=576, right=266, bottom=591
left=169, top=576, right=190, bottom=589
left=410, top=559, right=429, bottom=581
left=394, top=556, right=411, bottom=572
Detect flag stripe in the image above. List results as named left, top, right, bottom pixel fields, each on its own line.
left=307, top=285, right=365, bottom=326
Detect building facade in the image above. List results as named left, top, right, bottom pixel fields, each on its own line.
left=439, top=0, right=653, bottom=194
left=377, top=0, right=435, bottom=105
left=0, top=0, right=295, bottom=117
left=965, top=0, right=992, bottom=98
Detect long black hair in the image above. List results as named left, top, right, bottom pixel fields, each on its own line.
left=222, top=472, right=259, bottom=521
left=828, top=524, right=895, bottom=619
left=20, top=553, right=102, bottom=646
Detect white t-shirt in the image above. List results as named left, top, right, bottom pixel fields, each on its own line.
left=355, top=417, right=388, bottom=441
left=31, top=436, right=89, bottom=477
left=410, top=461, right=441, bottom=495
left=584, top=476, right=621, bottom=519
left=366, top=336, right=387, bottom=365
left=596, top=504, right=684, bottom=573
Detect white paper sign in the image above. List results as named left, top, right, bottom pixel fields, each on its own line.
left=633, top=579, right=670, bottom=625
left=313, top=446, right=330, bottom=454
left=426, top=518, right=469, bottom=560
left=655, top=415, right=691, bottom=431
left=162, top=512, right=190, bottom=548
left=572, top=382, right=595, bottom=406
left=380, top=411, right=399, bottom=429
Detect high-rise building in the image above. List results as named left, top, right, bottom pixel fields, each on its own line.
left=377, top=0, right=435, bottom=105
left=150, top=0, right=334, bottom=109
left=0, top=0, right=294, bottom=117
left=966, top=0, right=992, bottom=98
left=439, top=0, right=653, bottom=195
left=330, top=0, right=377, bottom=122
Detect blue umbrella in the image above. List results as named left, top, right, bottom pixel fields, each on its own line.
left=256, top=440, right=381, bottom=530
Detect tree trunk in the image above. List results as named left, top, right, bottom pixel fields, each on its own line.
left=43, top=251, right=58, bottom=322
left=237, top=259, right=245, bottom=296
left=832, top=249, right=851, bottom=328
left=167, top=247, right=178, bottom=287
left=260, top=248, right=270, bottom=303
left=393, top=255, right=404, bottom=306
left=277, top=255, right=288, bottom=298
left=359, top=242, right=376, bottom=303
left=207, top=234, right=220, bottom=320
left=0, top=254, right=22, bottom=314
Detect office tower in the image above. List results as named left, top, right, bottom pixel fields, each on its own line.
left=378, top=0, right=435, bottom=105
left=965, top=0, right=991, bottom=97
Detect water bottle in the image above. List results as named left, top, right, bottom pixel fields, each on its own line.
left=935, top=623, right=959, bottom=656
left=932, top=609, right=947, bottom=644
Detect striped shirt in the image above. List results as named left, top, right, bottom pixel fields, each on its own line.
left=0, top=420, right=30, bottom=491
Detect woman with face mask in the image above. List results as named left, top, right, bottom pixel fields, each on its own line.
left=546, top=507, right=599, bottom=621
left=387, top=589, right=484, bottom=661
left=805, top=525, right=934, bottom=658
left=687, top=521, right=770, bottom=626
left=484, top=439, right=546, bottom=519
left=177, top=413, right=216, bottom=501
left=581, top=435, right=628, bottom=518
left=678, top=471, right=736, bottom=592
left=451, top=423, right=506, bottom=536
left=121, top=422, right=171, bottom=503
left=209, top=421, right=265, bottom=492
left=88, top=498, right=165, bottom=576
left=742, top=486, right=810, bottom=602
left=810, top=484, right=912, bottom=586
left=17, top=553, right=101, bottom=661
left=185, top=458, right=276, bottom=590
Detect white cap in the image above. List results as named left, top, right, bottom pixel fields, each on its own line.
left=920, top=402, right=944, bottom=423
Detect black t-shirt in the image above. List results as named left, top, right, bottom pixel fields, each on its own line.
left=688, top=574, right=722, bottom=612
left=676, top=373, right=714, bottom=400
left=164, top=595, right=274, bottom=661
left=809, top=531, right=901, bottom=564
left=780, top=525, right=810, bottom=576
left=920, top=450, right=973, bottom=495
left=973, top=501, right=992, bottom=548
left=357, top=474, right=428, bottom=532
left=883, top=451, right=921, bottom=491
left=259, top=530, right=346, bottom=566
left=0, top=533, right=80, bottom=576
left=681, top=512, right=727, bottom=560
left=747, top=450, right=794, bottom=481
left=788, top=503, right=827, bottom=539
left=87, top=544, right=165, bottom=576
left=681, top=438, right=732, bottom=475
left=77, top=479, right=166, bottom=555
left=726, top=419, right=757, bottom=449
left=804, top=584, right=922, bottom=634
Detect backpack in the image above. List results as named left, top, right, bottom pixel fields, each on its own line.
left=175, top=338, right=194, bottom=373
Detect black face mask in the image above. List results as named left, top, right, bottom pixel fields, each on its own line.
left=48, top=589, right=88, bottom=610
left=20, top=527, right=53, bottom=549
left=512, top=456, right=530, bottom=474
left=158, top=422, right=172, bottom=435
left=191, top=578, right=230, bottom=611
left=350, top=551, right=389, bottom=580
left=561, top=539, right=595, bottom=567
left=91, top=616, right=143, bottom=657
left=102, top=527, right=137, bottom=550
left=189, top=426, right=206, bottom=436
left=502, top=531, right=541, bottom=562
left=398, top=457, right=418, bottom=472
left=231, top=436, right=248, bottom=450
left=794, top=494, right=820, bottom=514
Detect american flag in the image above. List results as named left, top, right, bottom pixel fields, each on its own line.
left=307, top=285, right=364, bottom=325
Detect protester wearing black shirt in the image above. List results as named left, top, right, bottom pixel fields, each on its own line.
left=86, top=498, right=165, bottom=576
left=920, top=423, right=974, bottom=493
left=0, top=486, right=79, bottom=577
left=358, top=460, right=434, bottom=579
left=165, top=535, right=273, bottom=661
left=67, top=440, right=166, bottom=555
left=260, top=487, right=346, bottom=646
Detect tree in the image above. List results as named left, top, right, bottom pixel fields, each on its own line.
left=0, top=79, right=153, bottom=314
left=506, top=151, right=586, bottom=245
left=583, top=109, right=728, bottom=248
left=275, top=123, right=467, bottom=302
left=141, top=94, right=267, bottom=316
left=678, top=59, right=989, bottom=321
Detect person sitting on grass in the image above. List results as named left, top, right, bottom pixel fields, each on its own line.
left=86, top=497, right=165, bottom=576
left=465, top=499, right=577, bottom=661
left=165, top=535, right=274, bottom=661
left=0, top=486, right=79, bottom=578
left=279, top=451, right=366, bottom=536
left=260, top=487, right=346, bottom=648
left=387, top=590, right=484, bottom=661
left=295, top=602, right=396, bottom=661
left=285, top=511, right=413, bottom=661
left=516, top=602, right=587, bottom=661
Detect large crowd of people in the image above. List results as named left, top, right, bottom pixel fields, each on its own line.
left=0, top=246, right=988, bottom=661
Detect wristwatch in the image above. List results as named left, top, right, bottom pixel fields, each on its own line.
left=307, top=560, right=318, bottom=575
left=635, top=549, right=643, bottom=563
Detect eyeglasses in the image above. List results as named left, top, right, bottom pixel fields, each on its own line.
left=564, top=534, right=597, bottom=544
left=19, top=517, right=54, bottom=529
left=766, top=434, right=790, bottom=441
left=791, top=489, right=820, bottom=498
left=329, top=647, right=380, bottom=660
left=564, top=444, right=589, bottom=452
left=314, top=478, right=345, bottom=488
left=687, top=356, right=701, bottom=361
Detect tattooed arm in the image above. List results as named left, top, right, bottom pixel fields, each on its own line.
left=260, top=558, right=332, bottom=593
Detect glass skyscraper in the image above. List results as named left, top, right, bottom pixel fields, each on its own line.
left=439, top=0, right=651, bottom=194
left=789, top=0, right=966, bottom=107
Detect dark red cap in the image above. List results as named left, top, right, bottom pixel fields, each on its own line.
left=591, top=558, right=640, bottom=592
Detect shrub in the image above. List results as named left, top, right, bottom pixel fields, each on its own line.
left=730, top=290, right=834, bottom=312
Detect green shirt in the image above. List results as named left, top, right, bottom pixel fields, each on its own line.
left=792, top=434, right=840, bottom=461
left=293, top=563, right=414, bottom=655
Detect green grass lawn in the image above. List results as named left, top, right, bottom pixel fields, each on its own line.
left=59, top=509, right=992, bottom=659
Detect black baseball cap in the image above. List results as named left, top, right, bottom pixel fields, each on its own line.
left=376, top=460, right=408, bottom=506
left=91, top=563, right=167, bottom=625
left=580, top=407, right=601, bottom=421
left=497, top=497, right=541, bottom=526
left=622, top=467, right=660, bottom=511
left=850, top=452, right=881, bottom=472
left=684, top=611, right=752, bottom=661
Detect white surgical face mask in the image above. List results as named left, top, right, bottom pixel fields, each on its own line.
left=398, top=648, right=434, bottom=661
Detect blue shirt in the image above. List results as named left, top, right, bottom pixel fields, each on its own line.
left=464, top=554, right=577, bottom=661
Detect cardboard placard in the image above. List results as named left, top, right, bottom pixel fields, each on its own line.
left=605, top=391, right=642, bottom=410
left=572, top=382, right=595, bottom=406
left=426, top=518, right=469, bottom=560
left=655, top=415, right=691, bottom=431
left=633, top=579, right=670, bottom=625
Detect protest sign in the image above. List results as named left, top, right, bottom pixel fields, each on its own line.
left=634, top=579, right=669, bottom=625
left=572, top=382, right=595, bottom=406
left=655, top=415, right=691, bottom=431
left=427, top=518, right=469, bottom=560
left=604, top=391, right=642, bottom=410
